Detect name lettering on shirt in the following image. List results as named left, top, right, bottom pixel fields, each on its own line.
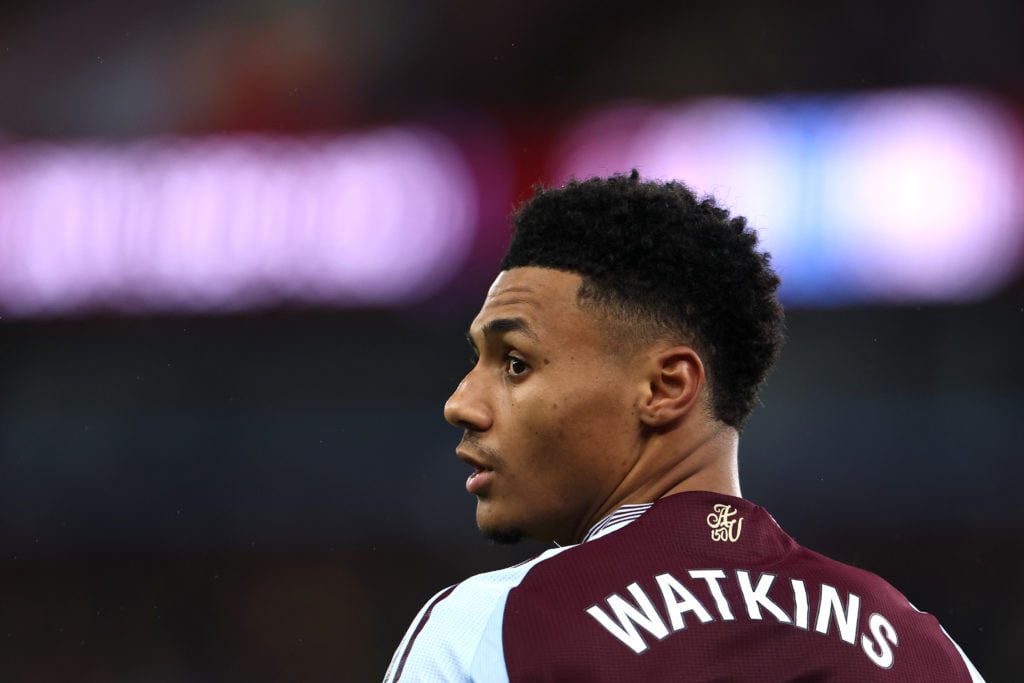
left=585, top=568, right=899, bottom=669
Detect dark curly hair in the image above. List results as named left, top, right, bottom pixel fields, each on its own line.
left=500, top=170, right=785, bottom=429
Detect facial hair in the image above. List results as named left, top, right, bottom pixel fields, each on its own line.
left=481, top=525, right=525, bottom=545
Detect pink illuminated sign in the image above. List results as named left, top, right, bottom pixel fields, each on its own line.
left=824, top=91, right=1024, bottom=301
left=0, top=128, right=477, bottom=316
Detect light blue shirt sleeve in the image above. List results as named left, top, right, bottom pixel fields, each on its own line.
left=383, top=548, right=570, bottom=682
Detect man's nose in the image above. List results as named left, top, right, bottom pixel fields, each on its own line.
left=443, top=370, right=492, bottom=432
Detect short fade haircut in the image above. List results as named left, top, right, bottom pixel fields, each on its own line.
left=500, top=170, right=785, bottom=429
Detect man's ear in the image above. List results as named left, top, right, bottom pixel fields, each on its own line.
left=638, top=346, right=705, bottom=428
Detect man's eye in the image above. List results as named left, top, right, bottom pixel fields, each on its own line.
left=506, top=357, right=529, bottom=376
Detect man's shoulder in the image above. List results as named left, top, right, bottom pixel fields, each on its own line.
left=383, top=546, right=572, bottom=682
left=464, top=546, right=573, bottom=591
left=441, top=544, right=578, bottom=615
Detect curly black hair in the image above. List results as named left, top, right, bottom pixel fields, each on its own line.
left=500, top=170, right=785, bottom=429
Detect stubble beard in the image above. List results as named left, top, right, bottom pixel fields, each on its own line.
left=480, top=524, right=525, bottom=545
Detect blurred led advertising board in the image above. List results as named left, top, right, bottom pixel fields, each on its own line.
left=550, top=89, right=1024, bottom=304
left=0, top=127, right=477, bottom=317
left=1, top=89, right=1022, bottom=318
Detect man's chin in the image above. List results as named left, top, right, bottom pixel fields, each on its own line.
left=479, top=524, right=525, bottom=545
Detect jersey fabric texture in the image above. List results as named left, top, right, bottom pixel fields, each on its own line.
left=384, top=491, right=984, bottom=682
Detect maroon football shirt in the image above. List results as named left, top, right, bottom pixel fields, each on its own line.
left=386, top=491, right=984, bottom=681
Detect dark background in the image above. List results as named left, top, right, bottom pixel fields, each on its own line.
left=2, top=1, right=1022, bottom=680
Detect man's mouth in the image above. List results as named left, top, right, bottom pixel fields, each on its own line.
left=466, top=466, right=493, bottom=494
left=457, top=447, right=495, bottom=495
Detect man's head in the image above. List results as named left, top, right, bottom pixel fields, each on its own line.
left=444, top=171, right=784, bottom=545
left=502, top=170, right=784, bottom=429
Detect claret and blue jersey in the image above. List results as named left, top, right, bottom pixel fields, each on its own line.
left=385, top=491, right=984, bottom=682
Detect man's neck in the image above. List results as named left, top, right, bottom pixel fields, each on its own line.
left=568, top=423, right=741, bottom=544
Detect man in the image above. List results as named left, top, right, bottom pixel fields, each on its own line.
left=384, top=172, right=984, bottom=681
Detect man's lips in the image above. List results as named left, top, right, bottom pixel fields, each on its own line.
left=465, top=467, right=493, bottom=494
left=456, top=448, right=494, bottom=495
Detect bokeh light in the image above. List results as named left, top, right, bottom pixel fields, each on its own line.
left=550, top=89, right=1024, bottom=304
left=0, top=127, right=477, bottom=316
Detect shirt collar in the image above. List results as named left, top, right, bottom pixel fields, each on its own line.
left=581, top=502, right=653, bottom=543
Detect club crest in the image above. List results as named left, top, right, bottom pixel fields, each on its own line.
left=707, top=503, right=744, bottom=542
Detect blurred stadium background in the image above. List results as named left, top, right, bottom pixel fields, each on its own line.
left=1, top=1, right=1022, bottom=680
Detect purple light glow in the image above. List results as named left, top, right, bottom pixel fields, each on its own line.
left=0, top=128, right=477, bottom=317
left=824, top=91, right=1024, bottom=301
left=550, top=90, right=1024, bottom=304
left=549, top=100, right=804, bottom=282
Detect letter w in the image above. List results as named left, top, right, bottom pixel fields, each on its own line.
left=586, top=582, right=669, bottom=654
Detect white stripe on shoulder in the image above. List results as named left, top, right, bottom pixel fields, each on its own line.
left=383, top=583, right=457, bottom=682
left=939, top=624, right=986, bottom=682
left=907, top=601, right=985, bottom=683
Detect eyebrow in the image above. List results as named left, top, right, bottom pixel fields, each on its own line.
left=466, top=316, right=540, bottom=349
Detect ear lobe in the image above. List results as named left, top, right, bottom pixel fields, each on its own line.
left=639, top=346, right=705, bottom=428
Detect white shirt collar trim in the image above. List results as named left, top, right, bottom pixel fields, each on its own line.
left=582, top=502, right=653, bottom=543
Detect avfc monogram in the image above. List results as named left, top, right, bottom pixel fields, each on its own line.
left=707, top=504, right=743, bottom=542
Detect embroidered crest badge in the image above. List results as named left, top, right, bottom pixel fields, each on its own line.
left=707, top=503, right=744, bottom=542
